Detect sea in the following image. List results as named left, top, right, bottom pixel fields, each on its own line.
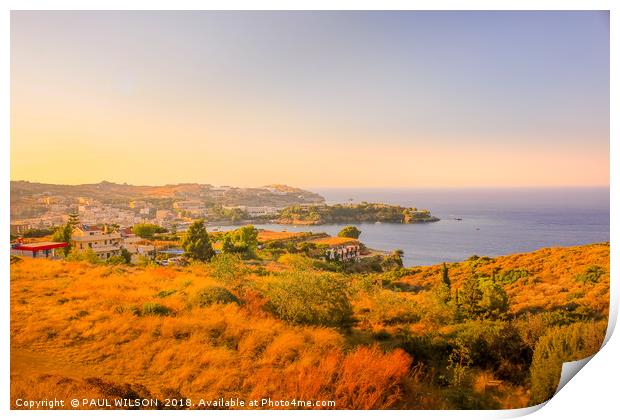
left=241, top=187, right=609, bottom=267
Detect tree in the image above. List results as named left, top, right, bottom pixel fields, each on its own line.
left=52, top=222, right=73, bottom=256
left=459, top=276, right=483, bottom=319
left=120, top=248, right=132, bottom=264
left=181, top=219, right=215, bottom=261
left=338, top=226, right=362, bottom=239
left=441, top=263, right=451, bottom=289
left=389, top=249, right=404, bottom=268
left=436, top=263, right=452, bottom=303
left=221, top=236, right=235, bottom=254
left=67, top=211, right=80, bottom=227
left=221, top=225, right=258, bottom=258
left=478, top=272, right=509, bottom=319
left=132, top=223, right=167, bottom=240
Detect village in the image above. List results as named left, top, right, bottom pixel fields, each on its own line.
left=9, top=208, right=373, bottom=269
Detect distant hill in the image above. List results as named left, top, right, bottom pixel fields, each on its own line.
left=10, top=180, right=325, bottom=216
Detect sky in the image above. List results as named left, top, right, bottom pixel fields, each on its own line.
left=10, top=11, right=609, bottom=188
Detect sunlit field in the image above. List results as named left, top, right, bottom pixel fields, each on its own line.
left=10, top=243, right=609, bottom=409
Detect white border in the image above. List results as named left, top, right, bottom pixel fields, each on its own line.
left=2, top=2, right=617, bottom=420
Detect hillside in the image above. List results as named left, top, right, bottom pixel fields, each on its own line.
left=277, top=203, right=439, bottom=225
left=10, top=181, right=325, bottom=219
left=398, top=243, right=610, bottom=316
left=10, top=243, right=609, bottom=409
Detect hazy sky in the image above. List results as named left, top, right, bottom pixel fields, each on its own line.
left=11, top=11, right=609, bottom=188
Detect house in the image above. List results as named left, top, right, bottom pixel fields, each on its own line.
left=71, top=225, right=122, bottom=260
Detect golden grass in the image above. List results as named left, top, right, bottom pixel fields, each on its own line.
left=11, top=259, right=409, bottom=409
left=257, top=230, right=306, bottom=242
left=307, top=237, right=359, bottom=247
left=10, top=242, right=610, bottom=410
left=400, top=243, right=610, bottom=315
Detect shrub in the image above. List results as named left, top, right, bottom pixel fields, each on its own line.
left=65, top=248, right=101, bottom=264
left=141, top=302, right=172, bottom=316
left=529, top=321, right=606, bottom=405
left=451, top=320, right=530, bottom=382
left=193, top=286, right=240, bottom=307
left=574, top=265, right=606, bottom=284
left=266, top=271, right=352, bottom=327
left=155, top=289, right=176, bottom=298
left=497, top=268, right=529, bottom=285
left=105, top=255, right=127, bottom=265
left=478, top=277, right=509, bottom=319
left=211, top=253, right=246, bottom=284
left=252, top=345, right=411, bottom=409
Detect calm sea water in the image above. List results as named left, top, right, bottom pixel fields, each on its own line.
left=224, top=188, right=610, bottom=267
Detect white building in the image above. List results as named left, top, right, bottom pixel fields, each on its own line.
left=71, top=225, right=122, bottom=260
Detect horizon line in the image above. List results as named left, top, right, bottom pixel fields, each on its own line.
left=9, top=179, right=611, bottom=190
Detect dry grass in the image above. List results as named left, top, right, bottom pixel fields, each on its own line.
left=257, top=230, right=306, bottom=242
left=11, top=259, right=409, bottom=409
left=400, top=243, right=610, bottom=315
left=307, top=237, right=359, bottom=247
left=10, top=242, right=610, bottom=410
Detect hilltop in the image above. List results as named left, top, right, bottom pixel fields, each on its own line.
left=11, top=180, right=324, bottom=206
left=10, top=180, right=325, bottom=222
left=10, top=242, right=609, bottom=409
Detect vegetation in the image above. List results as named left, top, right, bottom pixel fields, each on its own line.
left=278, top=202, right=439, bottom=225
left=265, top=271, right=353, bottom=327
left=51, top=222, right=73, bottom=256
left=181, top=219, right=215, bottom=262
left=10, top=242, right=609, bottom=410
left=221, top=225, right=259, bottom=258
left=338, top=226, right=362, bottom=239
left=529, top=321, right=606, bottom=405
left=132, top=223, right=167, bottom=239
left=192, top=286, right=240, bottom=307
left=21, top=227, right=56, bottom=238
left=574, top=265, right=606, bottom=285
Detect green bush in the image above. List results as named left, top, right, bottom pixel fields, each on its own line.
left=141, top=302, right=172, bottom=316
left=451, top=320, right=530, bottom=382
left=155, top=289, right=176, bottom=298
left=211, top=253, right=246, bottom=284
left=497, top=268, right=530, bottom=285
left=193, top=286, right=239, bottom=307
left=529, top=321, right=606, bottom=405
left=105, top=255, right=127, bottom=265
left=265, top=271, right=352, bottom=327
left=574, top=265, right=606, bottom=284
left=65, top=248, right=101, bottom=264
left=478, top=277, right=509, bottom=319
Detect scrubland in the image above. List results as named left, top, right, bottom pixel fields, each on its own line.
left=10, top=243, right=609, bottom=409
